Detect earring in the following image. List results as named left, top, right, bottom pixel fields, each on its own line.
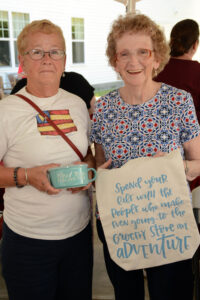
left=62, top=72, right=65, bottom=78
left=116, top=72, right=122, bottom=80
left=154, top=69, right=158, bottom=77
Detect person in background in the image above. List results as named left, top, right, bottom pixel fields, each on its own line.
left=155, top=19, right=200, bottom=122
left=11, top=71, right=96, bottom=116
left=0, top=19, right=94, bottom=300
left=155, top=19, right=200, bottom=191
left=90, top=13, right=200, bottom=300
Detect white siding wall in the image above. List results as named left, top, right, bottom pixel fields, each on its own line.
left=136, top=0, right=200, bottom=61
left=1, top=0, right=125, bottom=86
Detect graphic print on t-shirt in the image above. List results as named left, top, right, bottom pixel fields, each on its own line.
left=36, top=109, right=77, bottom=135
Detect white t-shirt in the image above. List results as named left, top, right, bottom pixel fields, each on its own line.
left=0, top=88, right=91, bottom=240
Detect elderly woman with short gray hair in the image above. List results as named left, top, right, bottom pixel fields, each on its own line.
left=0, top=19, right=94, bottom=300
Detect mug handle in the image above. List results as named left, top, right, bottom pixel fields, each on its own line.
left=88, top=168, right=97, bottom=183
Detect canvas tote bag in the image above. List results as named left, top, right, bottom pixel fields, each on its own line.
left=96, top=150, right=200, bottom=270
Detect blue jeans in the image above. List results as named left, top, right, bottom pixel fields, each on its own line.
left=1, top=222, right=93, bottom=300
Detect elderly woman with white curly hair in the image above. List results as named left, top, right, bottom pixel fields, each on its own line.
left=90, top=13, right=200, bottom=300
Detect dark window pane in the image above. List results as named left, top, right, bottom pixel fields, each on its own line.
left=3, top=21, right=8, bottom=29
left=4, top=29, right=9, bottom=38
left=0, top=41, right=11, bottom=66
left=72, top=41, right=84, bottom=63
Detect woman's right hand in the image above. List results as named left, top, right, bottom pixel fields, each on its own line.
left=27, top=164, right=61, bottom=195
left=153, top=151, right=166, bottom=158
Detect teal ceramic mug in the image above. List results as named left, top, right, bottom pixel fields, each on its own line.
left=47, top=164, right=97, bottom=189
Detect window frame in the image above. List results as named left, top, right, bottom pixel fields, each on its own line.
left=71, top=17, right=85, bottom=65
left=0, top=10, right=12, bottom=68
left=0, top=10, right=29, bottom=69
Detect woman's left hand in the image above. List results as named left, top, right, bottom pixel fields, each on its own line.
left=183, top=160, right=200, bottom=181
left=154, top=152, right=199, bottom=181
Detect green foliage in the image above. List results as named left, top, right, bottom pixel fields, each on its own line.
left=94, top=89, right=112, bottom=97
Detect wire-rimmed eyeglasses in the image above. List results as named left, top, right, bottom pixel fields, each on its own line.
left=24, top=49, right=65, bottom=60
left=116, top=48, right=154, bottom=62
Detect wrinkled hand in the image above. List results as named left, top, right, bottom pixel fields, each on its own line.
left=27, top=164, right=61, bottom=195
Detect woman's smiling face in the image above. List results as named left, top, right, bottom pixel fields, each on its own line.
left=115, top=32, right=160, bottom=87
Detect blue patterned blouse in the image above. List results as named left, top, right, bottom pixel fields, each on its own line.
left=90, top=83, right=200, bottom=169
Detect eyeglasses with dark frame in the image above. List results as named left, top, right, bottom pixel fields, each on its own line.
left=24, top=49, right=65, bottom=61
left=116, top=48, right=154, bottom=62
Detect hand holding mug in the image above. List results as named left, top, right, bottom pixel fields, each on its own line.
left=48, top=163, right=96, bottom=191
